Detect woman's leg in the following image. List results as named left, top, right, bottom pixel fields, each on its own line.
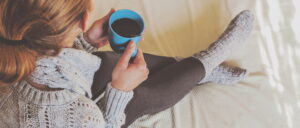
left=91, top=51, right=205, bottom=128
left=93, top=10, right=254, bottom=127
left=191, top=10, right=253, bottom=82
left=91, top=51, right=180, bottom=100
left=92, top=53, right=249, bottom=128
left=122, top=10, right=254, bottom=127
left=122, top=56, right=205, bottom=128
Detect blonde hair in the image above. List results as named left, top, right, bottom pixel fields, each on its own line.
left=0, top=0, right=92, bottom=86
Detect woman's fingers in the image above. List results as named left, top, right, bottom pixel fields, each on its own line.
left=116, top=41, right=135, bottom=69
left=133, top=49, right=149, bottom=80
left=98, top=8, right=115, bottom=23
left=133, top=49, right=146, bottom=66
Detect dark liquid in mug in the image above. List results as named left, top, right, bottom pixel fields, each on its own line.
left=112, top=18, right=142, bottom=37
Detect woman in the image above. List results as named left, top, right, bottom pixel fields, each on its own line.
left=0, top=0, right=254, bottom=127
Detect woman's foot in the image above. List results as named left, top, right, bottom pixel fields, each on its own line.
left=173, top=56, right=248, bottom=85
left=191, top=10, right=254, bottom=79
left=199, top=63, right=249, bottom=85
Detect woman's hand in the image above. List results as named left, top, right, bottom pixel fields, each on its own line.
left=83, top=9, right=115, bottom=48
left=112, top=41, right=149, bottom=91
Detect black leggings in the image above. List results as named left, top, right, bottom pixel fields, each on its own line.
left=91, top=51, right=205, bottom=128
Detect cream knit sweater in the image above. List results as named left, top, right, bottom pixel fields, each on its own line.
left=0, top=33, right=133, bottom=128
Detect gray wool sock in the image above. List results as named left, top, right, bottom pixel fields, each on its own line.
left=191, top=10, right=254, bottom=81
left=173, top=56, right=248, bottom=85
left=199, top=63, right=249, bottom=85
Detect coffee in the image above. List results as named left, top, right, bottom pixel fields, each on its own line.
left=112, top=18, right=142, bottom=37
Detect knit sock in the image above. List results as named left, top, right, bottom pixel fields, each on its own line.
left=173, top=57, right=248, bottom=85
left=199, top=63, right=249, bottom=85
left=191, top=10, right=254, bottom=81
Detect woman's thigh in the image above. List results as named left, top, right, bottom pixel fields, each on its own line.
left=122, top=56, right=205, bottom=127
left=91, top=51, right=178, bottom=100
left=91, top=51, right=206, bottom=127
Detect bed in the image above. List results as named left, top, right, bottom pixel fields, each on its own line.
left=92, top=0, right=300, bottom=127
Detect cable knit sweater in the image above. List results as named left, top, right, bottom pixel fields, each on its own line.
left=0, top=33, right=133, bottom=128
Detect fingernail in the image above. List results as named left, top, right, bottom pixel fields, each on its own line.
left=111, top=8, right=114, bottom=11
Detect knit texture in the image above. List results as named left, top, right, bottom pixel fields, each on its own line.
left=73, top=32, right=99, bottom=53
left=28, top=48, right=101, bottom=98
left=0, top=80, right=133, bottom=127
left=73, top=33, right=134, bottom=127
left=0, top=33, right=134, bottom=128
left=174, top=56, right=249, bottom=85
left=104, top=82, right=134, bottom=128
left=200, top=63, right=249, bottom=85
left=1, top=80, right=105, bottom=127
left=29, top=32, right=101, bottom=98
left=192, top=10, right=254, bottom=82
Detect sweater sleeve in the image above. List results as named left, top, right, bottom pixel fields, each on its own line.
left=73, top=32, right=99, bottom=53
left=103, top=82, right=134, bottom=128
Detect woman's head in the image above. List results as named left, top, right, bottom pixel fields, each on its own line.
left=0, top=0, right=94, bottom=86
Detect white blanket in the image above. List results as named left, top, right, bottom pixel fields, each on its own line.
left=92, top=0, right=300, bottom=127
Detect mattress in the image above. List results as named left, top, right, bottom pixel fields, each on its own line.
left=92, top=0, right=300, bottom=127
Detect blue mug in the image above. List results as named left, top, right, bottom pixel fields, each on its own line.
left=108, top=9, right=145, bottom=58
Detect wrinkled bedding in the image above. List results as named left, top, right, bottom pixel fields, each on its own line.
left=92, top=0, right=300, bottom=127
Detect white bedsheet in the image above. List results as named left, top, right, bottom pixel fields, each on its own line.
left=92, top=0, right=300, bottom=127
